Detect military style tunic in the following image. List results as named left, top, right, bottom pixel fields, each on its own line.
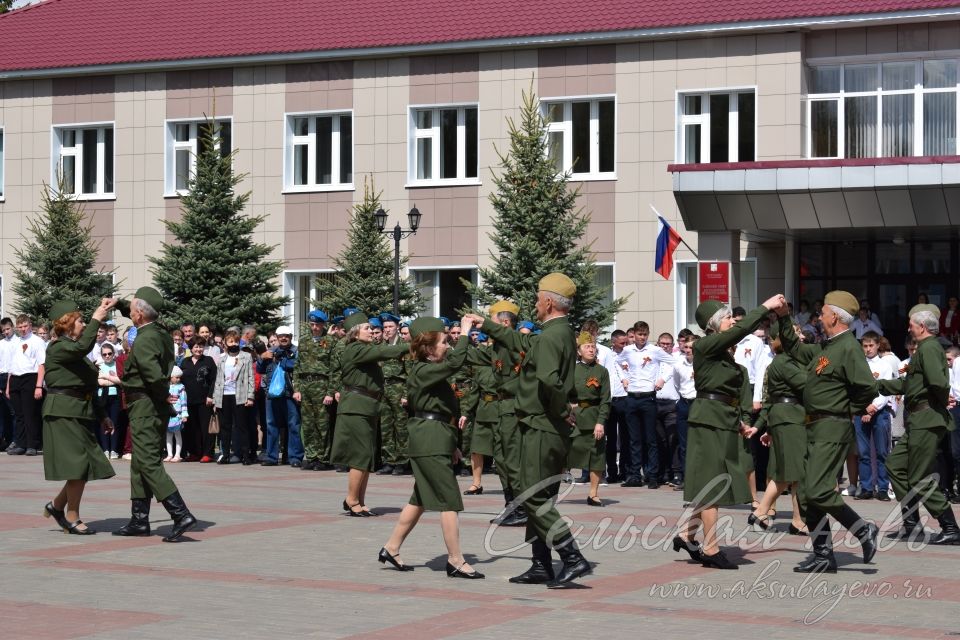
left=330, top=340, right=408, bottom=471
left=567, top=360, right=610, bottom=472
left=684, top=305, right=769, bottom=507
left=879, top=334, right=953, bottom=516
left=406, top=335, right=471, bottom=511
left=379, top=337, right=410, bottom=467
left=490, top=334, right=525, bottom=495
left=42, top=318, right=116, bottom=482
left=754, top=352, right=807, bottom=483
left=294, top=326, right=334, bottom=463
left=462, top=344, right=499, bottom=457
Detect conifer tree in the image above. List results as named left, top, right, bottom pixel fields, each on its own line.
left=313, top=180, right=421, bottom=317
left=149, top=119, right=285, bottom=331
left=12, top=179, right=117, bottom=321
left=467, top=87, right=627, bottom=328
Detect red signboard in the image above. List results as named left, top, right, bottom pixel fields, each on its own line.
left=698, top=261, right=730, bottom=303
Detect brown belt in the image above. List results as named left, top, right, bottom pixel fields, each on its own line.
left=697, top=392, right=738, bottom=407
left=772, top=395, right=801, bottom=405
left=344, top=384, right=382, bottom=401
left=578, top=399, right=601, bottom=409
left=46, top=387, right=91, bottom=401
left=125, top=391, right=151, bottom=404
left=413, top=411, right=455, bottom=425
left=805, top=412, right=850, bottom=423
left=482, top=393, right=499, bottom=402
left=908, top=401, right=931, bottom=412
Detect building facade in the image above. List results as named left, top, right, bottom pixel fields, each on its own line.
left=1, top=0, right=959, bottom=341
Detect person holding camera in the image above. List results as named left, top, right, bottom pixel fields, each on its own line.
left=256, top=326, right=302, bottom=467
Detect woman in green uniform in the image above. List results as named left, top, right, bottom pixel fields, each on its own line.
left=41, top=298, right=118, bottom=535
left=568, top=332, right=610, bottom=506
left=673, top=294, right=785, bottom=570
left=378, top=316, right=484, bottom=579
left=749, top=323, right=808, bottom=535
left=331, top=311, right=409, bottom=516
left=461, top=332, right=498, bottom=495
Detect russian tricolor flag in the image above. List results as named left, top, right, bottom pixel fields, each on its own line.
left=654, top=215, right=682, bottom=279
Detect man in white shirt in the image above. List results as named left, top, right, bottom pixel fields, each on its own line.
left=0, top=317, right=16, bottom=450
left=734, top=316, right=770, bottom=496
left=672, top=334, right=697, bottom=491
left=945, top=347, right=960, bottom=504
left=854, top=331, right=895, bottom=501
left=654, top=332, right=680, bottom=487
left=5, top=314, right=46, bottom=455
left=616, top=320, right=674, bottom=489
left=583, top=321, right=628, bottom=484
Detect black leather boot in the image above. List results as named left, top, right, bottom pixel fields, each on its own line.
left=490, top=488, right=513, bottom=525
left=898, top=494, right=922, bottom=540
left=547, top=535, right=592, bottom=588
left=794, top=515, right=837, bottom=573
left=930, top=508, right=960, bottom=545
left=509, top=540, right=555, bottom=584
left=835, top=504, right=879, bottom=563
left=502, top=504, right=528, bottom=527
left=113, top=499, right=152, bottom=537
left=160, top=491, right=197, bottom=542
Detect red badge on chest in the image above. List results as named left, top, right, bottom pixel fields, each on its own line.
left=815, top=356, right=830, bottom=376
left=586, top=376, right=600, bottom=389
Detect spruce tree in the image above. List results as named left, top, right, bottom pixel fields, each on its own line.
left=149, top=119, right=285, bottom=331
left=12, top=179, right=117, bottom=321
left=313, top=179, right=421, bottom=317
left=468, top=87, right=627, bottom=328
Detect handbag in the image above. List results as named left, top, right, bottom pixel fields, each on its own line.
left=267, top=365, right=287, bottom=399
left=208, top=411, right=220, bottom=435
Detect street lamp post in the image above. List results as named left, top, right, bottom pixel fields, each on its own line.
left=374, top=206, right=421, bottom=316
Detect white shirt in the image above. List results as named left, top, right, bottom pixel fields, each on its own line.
left=10, top=332, right=46, bottom=376
left=851, top=318, right=884, bottom=339
left=0, top=335, right=16, bottom=374
left=881, top=353, right=902, bottom=379
left=617, top=342, right=674, bottom=393
left=656, top=361, right=679, bottom=401
left=734, top=333, right=766, bottom=384
left=950, top=359, right=960, bottom=401
left=865, top=354, right=895, bottom=411
left=673, top=356, right=696, bottom=400
left=221, top=353, right=239, bottom=395
left=598, top=343, right=625, bottom=399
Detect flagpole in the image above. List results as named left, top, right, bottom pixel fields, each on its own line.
left=650, top=204, right=699, bottom=260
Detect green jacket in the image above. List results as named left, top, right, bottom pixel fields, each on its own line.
left=878, top=335, right=952, bottom=431
left=753, top=352, right=807, bottom=433
left=338, top=341, right=408, bottom=416
left=689, top=305, right=769, bottom=431
left=122, top=321, right=175, bottom=409
left=328, top=336, right=347, bottom=396
left=483, top=315, right=575, bottom=436
left=405, top=335, right=470, bottom=457
left=380, top=336, right=408, bottom=389
left=292, top=327, right=332, bottom=392
left=573, top=360, right=610, bottom=431
left=462, top=344, right=499, bottom=423
left=42, top=318, right=106, bottom=422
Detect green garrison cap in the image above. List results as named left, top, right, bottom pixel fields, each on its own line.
left=909, top=303, right=940, bottom=319
left=410, top=317, right=445, bottom=338
left=134, top=286, right=165, bottom=313
left=343, top=311, right=369, bottom=332
left=695, top=299, right=726, bottom=331
left=49, top=300, right=79, bottom=322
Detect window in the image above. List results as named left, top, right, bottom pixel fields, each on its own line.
left=284, top=112, right=353, bottom=192
left=543, top=97, right=616, bottom=178
left=677, top=90, right=755, bottom=164
left=53, top=124, right=114, bottom=198
left=165, top=119, right=232, bottom=195
left=0, top=128, right=4, bottom=199
left=675, top=260, right=756, bottom=332
left=807, top=59, right=960, bottom=158
left=282, top=271, right=339, bottom=338
left=411, top=268, right=476, bottom=317
left=593, top=263, right=616, bottom=333
left=409, top=105, right=478, bottom=185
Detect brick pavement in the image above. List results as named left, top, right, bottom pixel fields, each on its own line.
left=2, top=455, right=959, bottom=639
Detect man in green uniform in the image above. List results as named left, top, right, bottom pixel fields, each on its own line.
left=448, top=328, right=475, bottom=477
left=113, top=286, right=198, bottom=542
left=378, top=313, right=410, bottom=476
left=470, top=272, right=589, bottom=588
left=779, top=291, right=880, bottom=572
left=293, top=310, right=333, bottom=471
left=328, top=309, right=353, bottom=472
left=880, top=304, right=959, bottom=544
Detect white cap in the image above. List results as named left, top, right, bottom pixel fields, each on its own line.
left=276, top=325, right=293, bottom=336
left=171, top=366, right=183, bottom=378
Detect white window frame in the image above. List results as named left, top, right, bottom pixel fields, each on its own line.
left=164, top=117, right=233, bottom=196
left=281, top=269, right=342, bottom=339
left=541, top=95, right=617, bottom=181
left=50, top=122, right=115, bottom=200
left=282, top=110, right=354, bottom=193
left=675, top=87, right=757, bottom=164
left=407, top=103, right=480, bottom=187
left=674, top=258, right=757, bottom=333
left=593, top=261, right=617, bottom=335
left=805, top=57, right=960, bottom=159
left=409, top=266, right=478, bottom=316
left=0, top=126, right=4, bottom=201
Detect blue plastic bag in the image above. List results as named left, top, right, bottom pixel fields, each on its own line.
left=267, top=365, right=287, bottom=399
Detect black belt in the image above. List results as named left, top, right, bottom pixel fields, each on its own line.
left=498, top=392, right=515, bottom=400
left=908, top=400, right=931, bottom=412
left=772, top=395, right=801, bottom=405
left=413, top=411, right=455, bottom=425
left=125, top=391, right=151, bottom=403
left=578, top=399, right=601, bottom=409
left=628, top=391, right=656, bottom=399
left=697, top=392, right=738, bottom=407
left=46, top=387, right=91, bottom=401
left=344, top=385, right=382, bottom=401
left=805, top=412, right=850, bottom=423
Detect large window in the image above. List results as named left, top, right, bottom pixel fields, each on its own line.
left=284, top=112, right=353, bottom=192
left=53, top=124, right=114, bottom=198
left=165, top=119, right=232, bottom=195
left=412, top=267, right=477, bottom=318
left=676, top=260, right=757, bottom=333
left=807, top=60, right=959, bottom=158
left=543, top=97, right=616, bottom=178
left=677, top=90, right=756, bottom=164
left=409, top=105, right=478, bottom=185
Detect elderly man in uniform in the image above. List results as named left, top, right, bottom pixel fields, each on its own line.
left=880, top=303, right=959, bottom=545
left=114, top=287, right=197, bottom=542
left=468, top=273, right=589, bottom=587
left=778, top=291, right=880, bottom=572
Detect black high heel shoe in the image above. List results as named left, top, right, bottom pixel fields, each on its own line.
left=43, top=502, right=70, bottom=532
left=700, top=549, right=738, bottom=570
left=748, top=513, right=772, bottom=531
left=789, top=524, right=809, bottom=536
left=65, top=519, right=96, bottom=535
left=463, top=485, right=483, bottom=495
left=586, top=496, right=603, bottom=507
left=378, top=547, right=414, bottom=572
left=343, top=500, right=369, bottom=517
left=672, top=535, right=702, bottom=561
left=446, top=561, right=485, bottom=579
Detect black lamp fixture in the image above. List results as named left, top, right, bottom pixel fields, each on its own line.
left=407, top=205, right=421, bottom=232
left=374, top=207, right=388, bottom=232
left=373, top=205, right=424, bottom=315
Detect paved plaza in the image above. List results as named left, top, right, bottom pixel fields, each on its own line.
left=3, top=455, right=960, bottom=639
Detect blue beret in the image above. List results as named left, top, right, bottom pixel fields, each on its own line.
left=308, top=310, right=328, bottom=323
left=332, top=315, right=344, bottom=325
left=368, top=317, right=383, bottom=328
left=439, top=316, right=451, bottom=327
left=379, top=312, right=401, bottom=324
left=343, top=307, right=360, bottom=316
left=476, top=332, right=488, bottom=342
left=518, top=321, right=535, bottom=331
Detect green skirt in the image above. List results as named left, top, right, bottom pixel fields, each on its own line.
left=42, top=416, right=116, bottom=482
left=683, top=421, right=751, bottom=508
left=409, top=455, right=464, bottom=512
left=331, top=412, right=378, bottom=471
left=469, top=420, right=496, bottom=457
left=567, top=429, right=606, bottom=471
left=767, top=422, right=806, bottom=483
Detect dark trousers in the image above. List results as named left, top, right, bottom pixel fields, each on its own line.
left=218, top=395, right=253, bottom=459
left=951, top=408, right=960, bottom=489
left=675, top=398, right=691, bottom=480
left=254, top=388, right=266, bottom=454
left=623, top=394, right=657, bottom=482
left=604, top=396, right=629, bottom=481
left=9, top=373, right=41, bottom=450
left=186, top=402, right=215, bottom=458
left=655, top=398, right=678, bottom=481
left=0, top=373, right=14, bottom=444
left=96, top=393, right=122, bottom=452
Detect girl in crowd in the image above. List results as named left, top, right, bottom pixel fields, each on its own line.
left=96, top=342, right=123, bottom=458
